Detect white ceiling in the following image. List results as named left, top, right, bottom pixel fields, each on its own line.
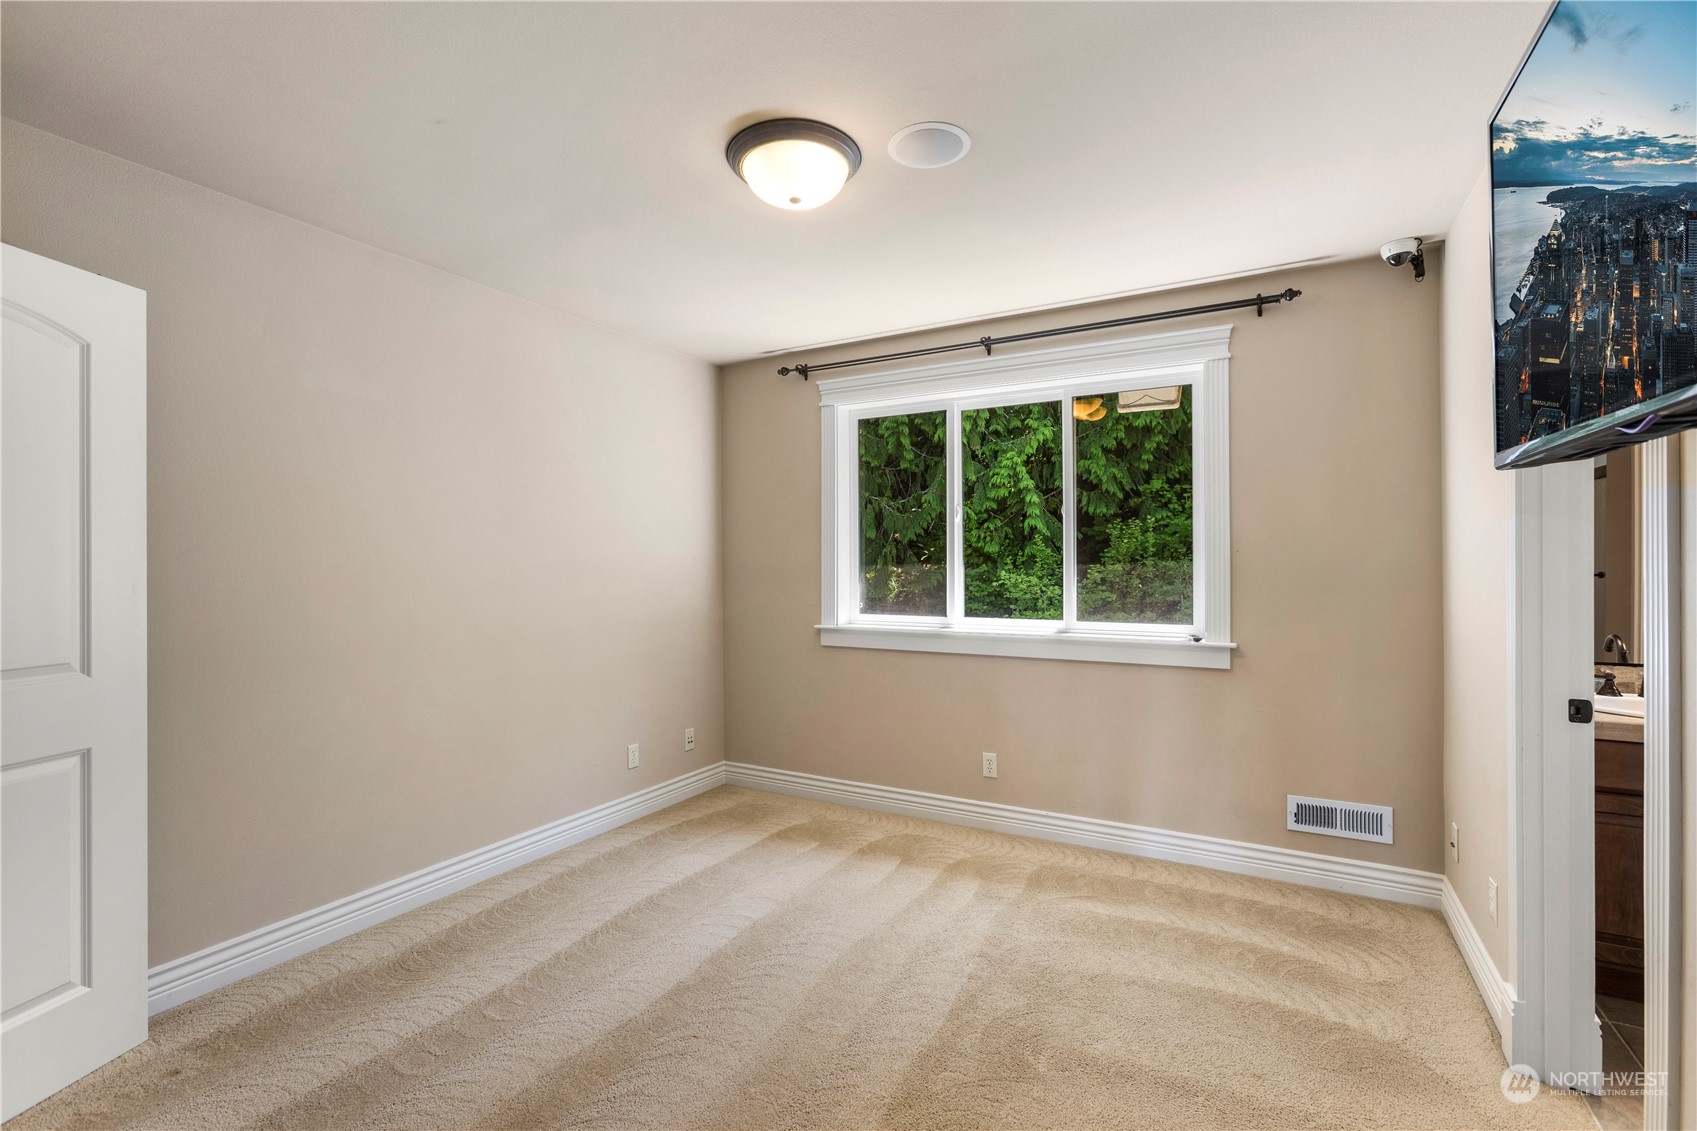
left=1, top=2, right=1546, bottom=363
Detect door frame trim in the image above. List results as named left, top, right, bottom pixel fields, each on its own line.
left=1510, top=444, right=1682, bottom=1127
left=1641, top=437, right=1683, bottom=1130
left=1508, top=460, right=1601, bottom=1084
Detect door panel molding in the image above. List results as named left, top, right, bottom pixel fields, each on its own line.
left=0, top=299, right=91, bottom=682
left=0, top=749, right=92, bottom=1024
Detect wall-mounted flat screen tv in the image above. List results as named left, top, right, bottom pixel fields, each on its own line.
left=1492, top=0, right=1697, bottom=470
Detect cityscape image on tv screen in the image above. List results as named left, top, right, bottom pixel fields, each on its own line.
left=1491, top=0, right=1697, bottom=467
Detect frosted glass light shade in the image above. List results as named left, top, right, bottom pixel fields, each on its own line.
left=739, top=139, right=850, bottom=210
left=727, top=119, right=861, bottom=212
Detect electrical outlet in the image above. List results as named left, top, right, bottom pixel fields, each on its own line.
left=1450, top=822, right=1460, bottom=863
left=982, top=752, right=998, bottom=779
left=684, top=728, right=695, bottom=752
left=1488, top=877, right=1498, bottom=923
left=627, top=743, right=640, bottom=770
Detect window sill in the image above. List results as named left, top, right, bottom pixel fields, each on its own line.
left=817, top=623, right=1236, bottom=669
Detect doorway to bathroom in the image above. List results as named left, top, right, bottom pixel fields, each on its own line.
left=1509, top=438, right=1685, bottom=1131
left=1591, top=449, right=1649, bottom=1130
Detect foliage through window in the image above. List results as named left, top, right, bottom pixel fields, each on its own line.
left=823, top=325, right=1230, bottom=667
left=858, top=412, right=946, bottom=615
left=855, top=388, right=1193, bottom=625
left=962, top=402, right=1064, bottom=619
left=1075, top=387, right=1192, bottom=624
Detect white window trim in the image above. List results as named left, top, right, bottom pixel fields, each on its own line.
left=818, top=323, right=1234, bottom=669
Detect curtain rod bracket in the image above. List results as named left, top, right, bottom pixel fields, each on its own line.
left=979, top=336, right=993, bottom=356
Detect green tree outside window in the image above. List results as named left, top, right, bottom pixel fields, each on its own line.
left=857, top=388, right=1192, bottom=624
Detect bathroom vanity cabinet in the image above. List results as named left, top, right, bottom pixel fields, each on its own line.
left=1595, top=719, right=1645, bottom=1001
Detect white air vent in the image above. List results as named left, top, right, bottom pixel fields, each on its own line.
left=1287, top=795, right=1393, bottom=844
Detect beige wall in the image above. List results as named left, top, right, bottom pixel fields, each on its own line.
left=1599, top=448, right=1642, bottom=663
left=2, top=120, right=724, bottom=965
left=1438, top=170, right=1516, bottom=979
left=720, top=255, right=1446, bottom=873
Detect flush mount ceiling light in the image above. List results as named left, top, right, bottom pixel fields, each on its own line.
left=726, top=119, right=861, bottom=211
left=888, top=122, right=971, bottom=169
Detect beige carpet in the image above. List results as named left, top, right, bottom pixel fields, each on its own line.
left=10, top=787, right=1593, bottom=1130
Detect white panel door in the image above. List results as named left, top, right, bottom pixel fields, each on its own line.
left=1, top=244, right=147, bottom=1121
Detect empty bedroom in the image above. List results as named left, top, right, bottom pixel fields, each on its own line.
left=3, top=2, right=1696, bottom=1129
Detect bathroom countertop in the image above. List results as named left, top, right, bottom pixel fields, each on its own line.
left=1596, top=711, right=1645, bottom=743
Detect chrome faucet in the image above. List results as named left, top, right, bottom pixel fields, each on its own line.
left=1604, top=634, right=1631, bottom=665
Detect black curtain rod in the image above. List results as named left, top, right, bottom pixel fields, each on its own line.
left=778, top=288, right=1302, bottom=379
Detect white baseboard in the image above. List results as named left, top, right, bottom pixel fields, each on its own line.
left=1439, top=876, right=1517, bottom=1055
left=150, top=759, right=1452, bottom=1017
left=146, top=762, right=729, bottom=1015
left=724, top=762, right=1443, bottom=908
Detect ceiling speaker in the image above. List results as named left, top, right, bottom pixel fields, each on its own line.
left=888, top=122, right=971, bottom=169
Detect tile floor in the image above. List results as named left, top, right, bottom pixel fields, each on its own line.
left=1585, top=994, right=1645, bottom=1131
